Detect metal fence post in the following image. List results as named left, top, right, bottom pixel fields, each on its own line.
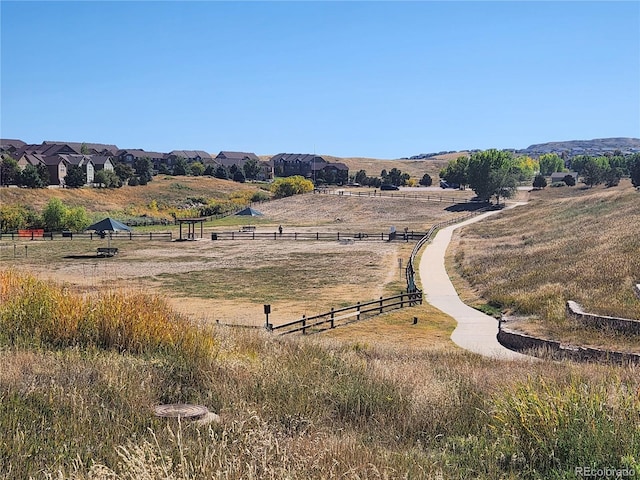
left=379, top=297, right=383, bottom=314
left=330, top=308, right=335, bottom=328
left=357, top=302, right=361, bottom=321
left=302, top=315, right=306, bottom=335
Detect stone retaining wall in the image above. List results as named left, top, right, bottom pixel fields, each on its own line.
left=497, top=327, right=640, bottom=365
left=566, top=300, right=640, bottom=335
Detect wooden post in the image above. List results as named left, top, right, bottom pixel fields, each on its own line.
left=357, top=302, right=361, bottom=321
left=379, top=296, right=383, bottom=314
left=401, top=291, right=404, bottom=308
left=330, top=308, right=335, bottom=328
left=302, top=315, right=306, bottom=335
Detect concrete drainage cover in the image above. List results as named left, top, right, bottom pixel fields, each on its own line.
left=153, top=404, right=209, bottom=420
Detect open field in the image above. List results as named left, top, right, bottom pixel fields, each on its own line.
left=1, top=193, right=469, bottom=326
left=448, top=180, right=640, bottom=352
left=3, top=178, right=640, bottom=478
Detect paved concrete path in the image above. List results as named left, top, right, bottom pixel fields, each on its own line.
left=419, top=206, right=531, bottom=360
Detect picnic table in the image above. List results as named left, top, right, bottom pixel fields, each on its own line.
left=97, top=247, right=118, bottom=257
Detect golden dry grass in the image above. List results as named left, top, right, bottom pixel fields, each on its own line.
left=448, top=181, right=640, bottom=351
left=0, top=175, right=259, bottom=215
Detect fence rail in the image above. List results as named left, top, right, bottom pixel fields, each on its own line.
left=404, top=206, right=492, bottom=293
left=211, top=231, right=426, bottom=242
left=270, top=291, right=423, bottom=335
left=321, top=189, right=478, bottom=204
left=0, top=231, right=173, bottom=241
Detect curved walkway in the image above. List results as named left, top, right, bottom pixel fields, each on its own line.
left=419, top=205, right=532, bottom=360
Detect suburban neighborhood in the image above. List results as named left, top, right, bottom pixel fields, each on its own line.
left=0, top=138, right=350, bottom=187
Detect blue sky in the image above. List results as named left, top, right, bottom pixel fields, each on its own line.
left=1, top=1, right=639, bottom=159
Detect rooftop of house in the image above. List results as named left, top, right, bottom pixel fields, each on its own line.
left=217, top=151, right=260, bottom=161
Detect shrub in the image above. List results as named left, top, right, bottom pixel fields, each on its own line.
left=532, top=174, right=547, bottom=189
left=271, top=176, right=314, bottom=198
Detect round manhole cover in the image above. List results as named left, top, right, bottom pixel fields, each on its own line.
left=153, top=404, right=209, bottom=419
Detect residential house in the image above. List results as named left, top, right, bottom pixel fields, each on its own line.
left=316, top=161, right=349, bottom=185
left=216, top=151, right=272, bottom=180
left=43, top=155, right=69, bottom=186
left=60, top=154, right=95, bottom=184
left=0, top=139, right=26, bottom=155
left=550, top=172, right=578, bottom=184
left=270, top=153, right=328, bottom=178
left=167, top=150, right=213, bottom=165
left=15, top=153, right=46, bottom=170
left=91, top=156, right=115, bottom=172
left=269, top=153, right=349, bottom=184
left=42, top=141, right=119, bottom=156
left=117, top=149, right=167, bottom=170
left=14, top=143, right=78, bottom=158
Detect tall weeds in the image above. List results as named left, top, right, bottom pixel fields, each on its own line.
left=0, top=269, right=215, bottom=362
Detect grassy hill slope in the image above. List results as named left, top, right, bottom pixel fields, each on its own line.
left=0, top=175, right=263, bottom=220
left=450, top=181, right=640, bottom=349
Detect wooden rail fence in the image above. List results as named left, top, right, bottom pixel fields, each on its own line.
left=211, top=231, right=425, bottom=242
left=270, top=291, right=422, bottom=335
left=0, top=231, right=173, bottom=241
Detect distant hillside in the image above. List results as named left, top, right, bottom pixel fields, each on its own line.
left=517, top=137, right=640, bottom=157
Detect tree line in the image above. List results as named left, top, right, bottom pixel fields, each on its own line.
left=439, top=150, right=640, bottom=202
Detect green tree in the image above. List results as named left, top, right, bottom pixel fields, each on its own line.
left=214, top=165, right=229, bottom=179
left=94, top=169, right=120, bottom=188
left=628, top=153, right=640, bottom=187
left=134, top=157, right=153, bottom=184
left=354, top=169, right=367, bottom=185
left=532, top=174, right=547, bottom=189
left=80, top=143, right=90, bottom=154
left=467, top=149, right=518, bottom=204
left=581, top=157, right=608, bottom=188
left=538, top=153, right=564, bottom=176
left=65, top=165, right=86, bottom=188
left=42, top=198, right=68, bottom=231
left=232, top=169, right=246, bottom=183
left=270, top=175, right=314, bottom=198
left=172, top=157, right=190, bottom=176
left=64, top=206, right=90, bottom=232
left=37, top=164, right=50, bottom=185
left=439, top=156, right=469, bottom=188
left=114, top=162, right=134, bottom=184
left=19, top=164, right=47, bottom=188
left=243, top=158, right=261, bottom=180
left=1, top=156, right=21, bottom=186
left=604, top=166, right=622, bottom=187
left=419, top=173, right=433, bottom=186
left=190, top=162, right=205, bottom=176
left=512, top=156, right=538, bottom=182
left=563, top=174, right=576, bottom=186
left=0, top=205, right=30, bottom=231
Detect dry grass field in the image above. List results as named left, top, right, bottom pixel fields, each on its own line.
left=448, top=180, right=640, bottom=351
left=3, top=176, right=640, bottom=479
left=0, top=175, right=262, bottom=219
left=1, top=192, right=469, bottom=328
